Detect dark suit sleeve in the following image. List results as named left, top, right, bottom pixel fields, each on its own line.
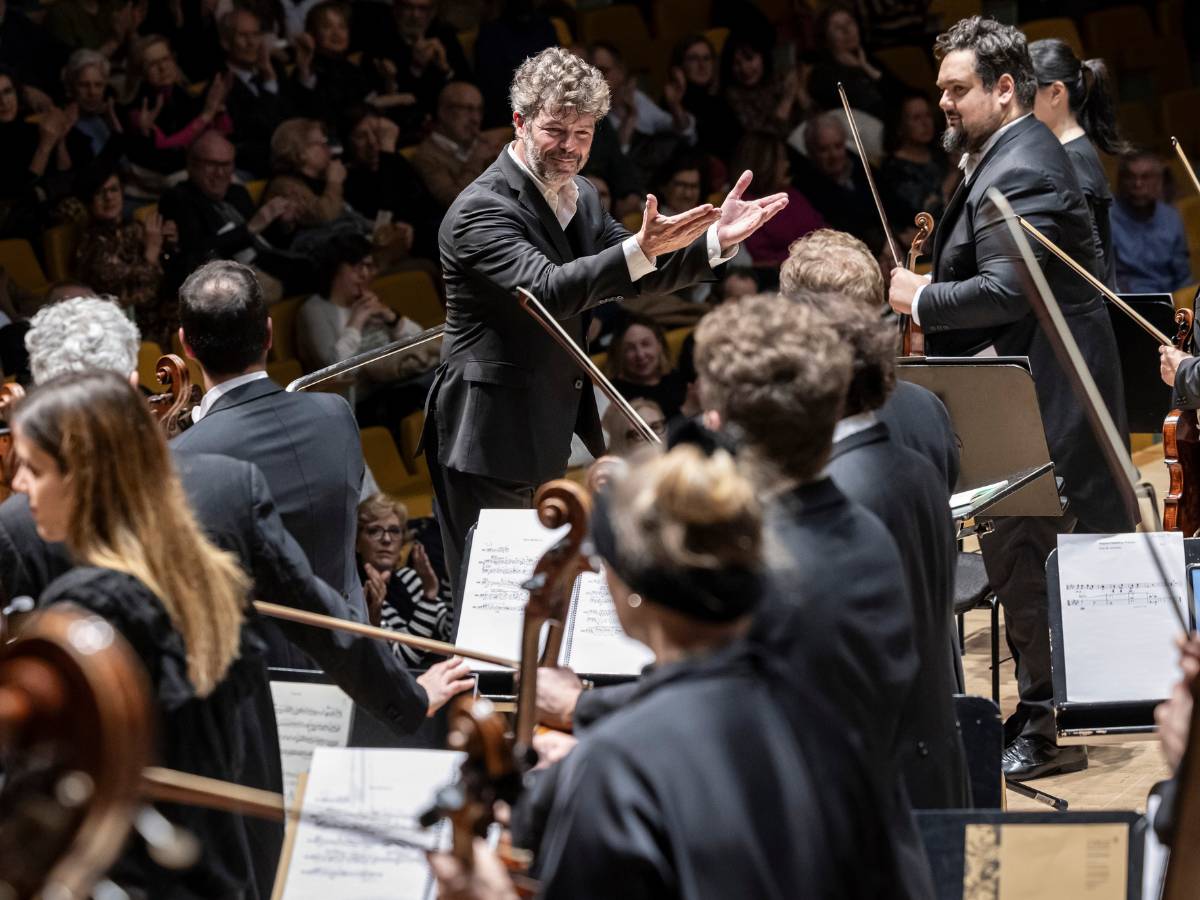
left=448, top=193, right=716, bottom=319
left=1174, top=356, right=1200, bottom=409
left=241, top=464, right=431, bottom=733
left=919, top=165, right=1069, bottom=333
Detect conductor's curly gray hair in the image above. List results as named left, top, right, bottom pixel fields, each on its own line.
left=509, top=47, right=611, bottom=123
left=26, top=296, right=141, bottom=385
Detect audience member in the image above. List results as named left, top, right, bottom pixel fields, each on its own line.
left=291, top=1, right=376, bottom=136
left=1111, top=149, right=1192, bottom=295
left=296, top=230, right=438, bottom=422
left=473, top=0, right=557, bottom=127
left=880, top=92, right=953, bottom=228
left=807, top=2, right=901, bottom=120
left=602, top=397, right=667, bottom=456
left=591, top=42, right=696, bottom=172
left=410, top=81, right=504, bottom=213
left=731, top=133, right=824, bottom=271
left=356, top=492, right=452, bottom=667
left=670, top=34, right=742, bottom=163
left=0, top=0, right=70, bottom=101
left=721, top=31, right=808, bottom=139
left=71, top=165, right=177, bottom=345
left=365, top=0, right=470, bottom=138
left=580, top=114, right=646, bottom=219
left=264, top=117, right=404, bottom=257
left=793, top=113, right=884, bottom=253
left=158, top=131, right=302, bottom=299
left=605, top=315, right=688, bottom=420
left=585, top=173, right=611, bottom=213
left=219, top=8, right=290, bottom=177
left=45, top=0, right=139, bottom=56
left=122, top=34, right=233, bottom=190
left=655, top=154, right=706, bottom=216
left=343, top=108, right=441, bottom=260
left=0, top=69, right=71, bottom=240
left=62, top=50, right=124, bottom=169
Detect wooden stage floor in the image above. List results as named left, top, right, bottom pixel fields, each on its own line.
left=962, top=443, right=1174, bottom=812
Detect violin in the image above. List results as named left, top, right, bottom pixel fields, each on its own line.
left=0, top=604, right=155, bottom=900
left=901, top=213, right=934, bottom=357
left=0, top=383, right=25, bottom=504
left=1164, top=309, right=1200, bottom=535
left=145, top=354, right=201, bottom=439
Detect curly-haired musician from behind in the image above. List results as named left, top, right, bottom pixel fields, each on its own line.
left=424, top=47, right=789, bottom=591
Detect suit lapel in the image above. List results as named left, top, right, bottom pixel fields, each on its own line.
left=933, top=175, right=968, bottom=269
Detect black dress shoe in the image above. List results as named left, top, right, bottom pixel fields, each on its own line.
left=1002, top=735, right=1088, bottom=781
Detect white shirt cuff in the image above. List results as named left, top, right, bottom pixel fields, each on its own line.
left=911, top=283, right=927, bottom=326
left=708, top=223, right=736, bottom=267
left=623, top=235, right=656, bottom=281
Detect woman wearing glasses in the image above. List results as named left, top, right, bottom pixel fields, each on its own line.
left=355, top=492, right=452, bottom=667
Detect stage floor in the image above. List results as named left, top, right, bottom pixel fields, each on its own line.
left=963, top=442, right=1173, bottom=812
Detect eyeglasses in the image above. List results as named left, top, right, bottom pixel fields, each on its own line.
left=364, top=525, right=404, bottom=540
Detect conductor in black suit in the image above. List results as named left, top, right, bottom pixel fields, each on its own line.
left=426, top=47, right=789, bottom=587
left=888, top=17, right=1131, bottom=780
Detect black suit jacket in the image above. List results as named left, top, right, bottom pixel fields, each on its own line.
left=223, top=67, right=290, bottom=177
left=825, top=422, right=970, bottom=809
left=920, top=115, right=1131, bottom=531
left=429, top=149, right=717, bottom=485
left=159, top=180, right=257, bottom=273
left=879, top=380, right=960, bottom=493
left=171, top=379, right=368, bottom=628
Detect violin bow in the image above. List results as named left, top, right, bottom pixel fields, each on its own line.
left=515, top=287, right=662, bottom=445
left=286, top=325, right=445, bottom=392
left=252, top=600, right=518, bottom=669
left=1016, top=217, right=1174, bottom=346
left=1173, top=136, right=1200, bottom=198
left=836, top=82, right=902, bottom=268
left=988, top=187, right=1189, bottom=638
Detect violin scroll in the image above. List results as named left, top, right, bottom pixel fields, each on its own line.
left=146, top=355, right=201, bottom=438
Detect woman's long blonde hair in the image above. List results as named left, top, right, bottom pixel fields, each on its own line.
left=15, top=371, right=247, bottom=696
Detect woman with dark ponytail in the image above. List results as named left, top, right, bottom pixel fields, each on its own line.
left=1030, top=38, right=1128, bottom=288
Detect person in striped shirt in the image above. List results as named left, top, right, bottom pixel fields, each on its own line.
left=356, top=492, right=453, bottom=667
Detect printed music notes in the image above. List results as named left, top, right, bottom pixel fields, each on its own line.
left=1057, top=532, right=1189, bottom=703
left=279, top=748, right=463, bottom=900
left=270, top=682, right=354, bottom=806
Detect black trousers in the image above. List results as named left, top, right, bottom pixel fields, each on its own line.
left=979, top=512, right=1079, bottom=744
left=423, top=415, right=536, bottom=621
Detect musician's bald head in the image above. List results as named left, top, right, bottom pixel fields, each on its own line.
left=780, top=228, right=884, bottom=310
left=25, top=296, right=140, bottom=384
left=178, top=260, right=271, bottom=378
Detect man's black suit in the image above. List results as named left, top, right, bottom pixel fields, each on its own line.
left=172, top=378, right=368, bottom=666
left=825, top=421, right=969, bottom=809
left=158, top=180, right=305, bottom=291
left=918, top=114, right=1132, bottom=742
left=879, top=380, right=960, bottom=493
left=223, top=68, right=290, bottom=178
left=0, top=452, right=431, bottom=899
left=426, top=149, right=719, bottom=583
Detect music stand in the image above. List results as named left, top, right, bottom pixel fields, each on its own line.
left=1107, top=293, right=1178, bottom=433
left=897, top=357, right=1065, bottom=521
left=1045, top=538, right=1200, bottom=744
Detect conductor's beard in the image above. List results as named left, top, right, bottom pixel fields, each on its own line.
left=941, top=107, right=1006, bottom=156
left=522, top=132, right=587, bottom=190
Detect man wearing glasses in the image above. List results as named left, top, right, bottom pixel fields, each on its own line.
left=159, top=130, right=303, bottom=300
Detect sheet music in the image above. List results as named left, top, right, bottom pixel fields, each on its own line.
left=269, top=682, right=354, bottom=806
left=565, top=565, right=655, bottom=675
left=1057, top=532, right=1188, bottom=703
left=280, top=748, right=463, bottom=900
left=456, top=508, right=567, bottom=671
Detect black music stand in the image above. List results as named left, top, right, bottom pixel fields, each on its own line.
left=1046, top=538, right=1199, bottom=743
left=897, top=357, right=1066, bottom=524
left=1107, top=293, right=1178, bottom=433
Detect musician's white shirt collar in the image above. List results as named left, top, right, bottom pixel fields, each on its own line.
left=912, top=113, right=1031, bottom=329
left=191, top=370, right=270, bottom=423
left=958, top=113, right=1031, bottom=183
left=832, top=410, right=878, bottom=445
